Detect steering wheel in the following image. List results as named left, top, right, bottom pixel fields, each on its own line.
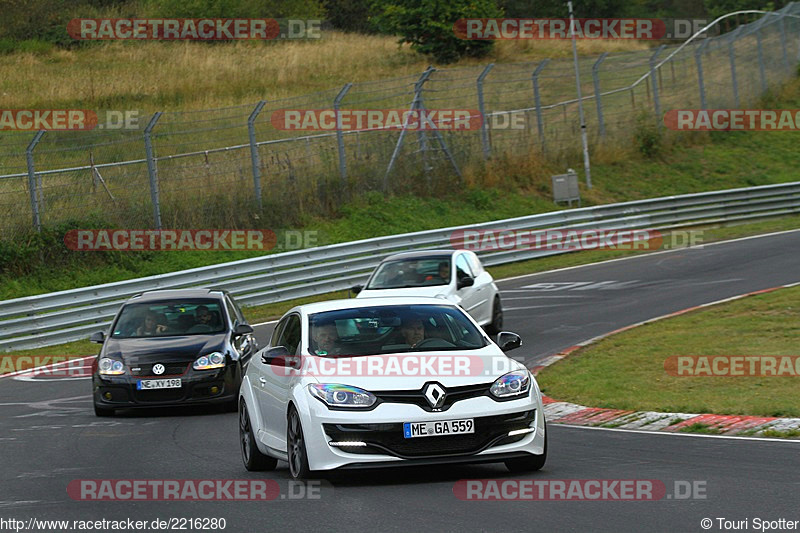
left=414, top=338, right=456, bottom=349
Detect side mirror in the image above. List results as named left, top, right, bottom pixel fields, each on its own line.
left=496, top=332, right=522, bottom=352
left=350, top=284, right=363, bottom=296
left=457, top=276, right=475, bottom=290
left=261, top=346, right=299, bottom=368
left=90, top=331, right=105, bottom=344
left=233, top=324, right=254, bottom=336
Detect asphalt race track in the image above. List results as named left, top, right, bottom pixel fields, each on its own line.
left=1, top=230, right=799, bottom=532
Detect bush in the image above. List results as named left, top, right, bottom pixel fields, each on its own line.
left=372, top=0, right=502, bottom=64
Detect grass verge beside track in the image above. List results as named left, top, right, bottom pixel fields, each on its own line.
left=537, top=284, right=800, bottom=418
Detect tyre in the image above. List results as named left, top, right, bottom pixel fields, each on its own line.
left=504, top=426, right=547, bottom=473
left=93, top=403, right=114, bottom=417
left=240, top=401, right=277, bottom=471
left=287, top=407, right=313, bottom=480
left=485, top=295, right=503, bottom=336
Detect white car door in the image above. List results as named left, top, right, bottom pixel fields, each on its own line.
left=254, top=314, right=301, bottom=452
left=455, top=253, right=490, bottom=324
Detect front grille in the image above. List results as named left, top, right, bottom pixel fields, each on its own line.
left=130, top=363, right=189, bottom=377
left=324, top=410, right=535, bottom=458
left=374, top=382, right=491, bottom=412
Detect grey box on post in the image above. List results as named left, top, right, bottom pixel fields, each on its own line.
left=552, top=169, right=580, bottom=207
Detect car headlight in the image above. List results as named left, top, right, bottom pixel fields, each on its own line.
left=98, top=357, right=125, bottom=375
left=308, top=384, right=376, bottom=409
left=490, top=370, right=531, bottom=399
left=193, top=352, right=225, bottom=370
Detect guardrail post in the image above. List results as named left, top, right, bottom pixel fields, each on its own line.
left=334, top=83, right=352, bottom=184
left=694, top=40, right=709, bottom=110
left=592, top=52, right=608, bottom=137
left=727, top=27, right=740, bottom=108
left=476, top=63, right=494, bottom=159
left=143, top=112, right=163, bottom=230
left=247, top=101, right=266, bottom=212
left=25, top=130, right=45, bottom=232
left=532, top=59, right=549, bottom=153
left=649, top=45, right=666, bottom=128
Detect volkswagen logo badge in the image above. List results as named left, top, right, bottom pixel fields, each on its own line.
left=152, top=363, right=165, bottom=375
left=423, top=382, right=446, bottom=409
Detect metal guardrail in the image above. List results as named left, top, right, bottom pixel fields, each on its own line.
left=2, top=180, right=800, bottom=351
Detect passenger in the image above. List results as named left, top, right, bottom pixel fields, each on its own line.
left=136, top=311, right=167, bottom=336
left=312, top=321, right=343, bottom=355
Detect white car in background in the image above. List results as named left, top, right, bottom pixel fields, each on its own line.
left=352, top=250, right=503, bottom=334
left=238, top=297, right=546, bottom=479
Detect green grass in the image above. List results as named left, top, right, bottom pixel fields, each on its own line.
left=537, top=284, right=800, bottom=418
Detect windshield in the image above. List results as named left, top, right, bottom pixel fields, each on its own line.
left=308, top=304, right=487, bottom=357
left=366, top=257, right=452, bottom=289
left=111, top=299, right=226, bottom=338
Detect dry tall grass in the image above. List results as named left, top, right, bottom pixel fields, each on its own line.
left=0, top=32, right=654, bottom=110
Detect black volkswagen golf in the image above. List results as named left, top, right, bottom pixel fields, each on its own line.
left=90, top=289, right=257, bottom=416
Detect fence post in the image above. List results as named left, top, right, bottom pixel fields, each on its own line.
left=694, top=40, right=710, bottom=110
left=476, top=63, right=494, bottom=159
left=143, top=112, right=163, bottom=230
left=756, top=27, right=767, bottom=94
left=25, top=130, right=45, bottom=232
left=384, top=67, right=434, bottom=190
left=247, top=101, right=266, bottom=212
left=333, top=83, right=352, bottom=183
left=779, top=15, right=790, bottom=75
left=728, top=28, right=740, bottom=108
left=532, top=59, right=550, bottom=153
left=649, top=45, right=666, bottom=128
left=592, top=52, right=608, bottom=137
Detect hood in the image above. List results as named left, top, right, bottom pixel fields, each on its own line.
left=103, top=334, right=227, bottom=365
left=357, top=285, right=453, bottom=300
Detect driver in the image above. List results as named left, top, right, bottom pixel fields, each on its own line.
left=400, top=315, right=427, bottom=348
left=312, top=321, right=343, bottom=355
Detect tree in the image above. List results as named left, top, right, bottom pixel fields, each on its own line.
left=373, top=0, right=503, bottom=64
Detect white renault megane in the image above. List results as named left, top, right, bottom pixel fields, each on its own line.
left=238, top=297, right=546, bottom=479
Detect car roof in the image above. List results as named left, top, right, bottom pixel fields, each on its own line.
left=289, top=296, right=460, bottom=315
left=128, top=289, right=224, bottom=303
left=381, top=249, right=459, bottom=262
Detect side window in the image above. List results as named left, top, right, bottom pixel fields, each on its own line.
left=456, top=254, right=474, bottom=279
left=276, top=315, right=302, bottom=355
left=224, top=296, right=242, bottom=327
left=270, top=320, right=286, bottom=347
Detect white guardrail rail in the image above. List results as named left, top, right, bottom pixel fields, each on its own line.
left=2, top=180, right=800, bottom=351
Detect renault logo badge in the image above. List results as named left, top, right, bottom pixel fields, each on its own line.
left=423, top=383, right=446, bottom=409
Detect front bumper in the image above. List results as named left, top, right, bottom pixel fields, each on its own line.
left=302, top=392, right=545, bottom=471
left=92, top=364, right=239, bottom=409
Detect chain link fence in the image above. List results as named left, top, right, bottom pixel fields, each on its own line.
left=2, top=5, right=799, bottom=238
